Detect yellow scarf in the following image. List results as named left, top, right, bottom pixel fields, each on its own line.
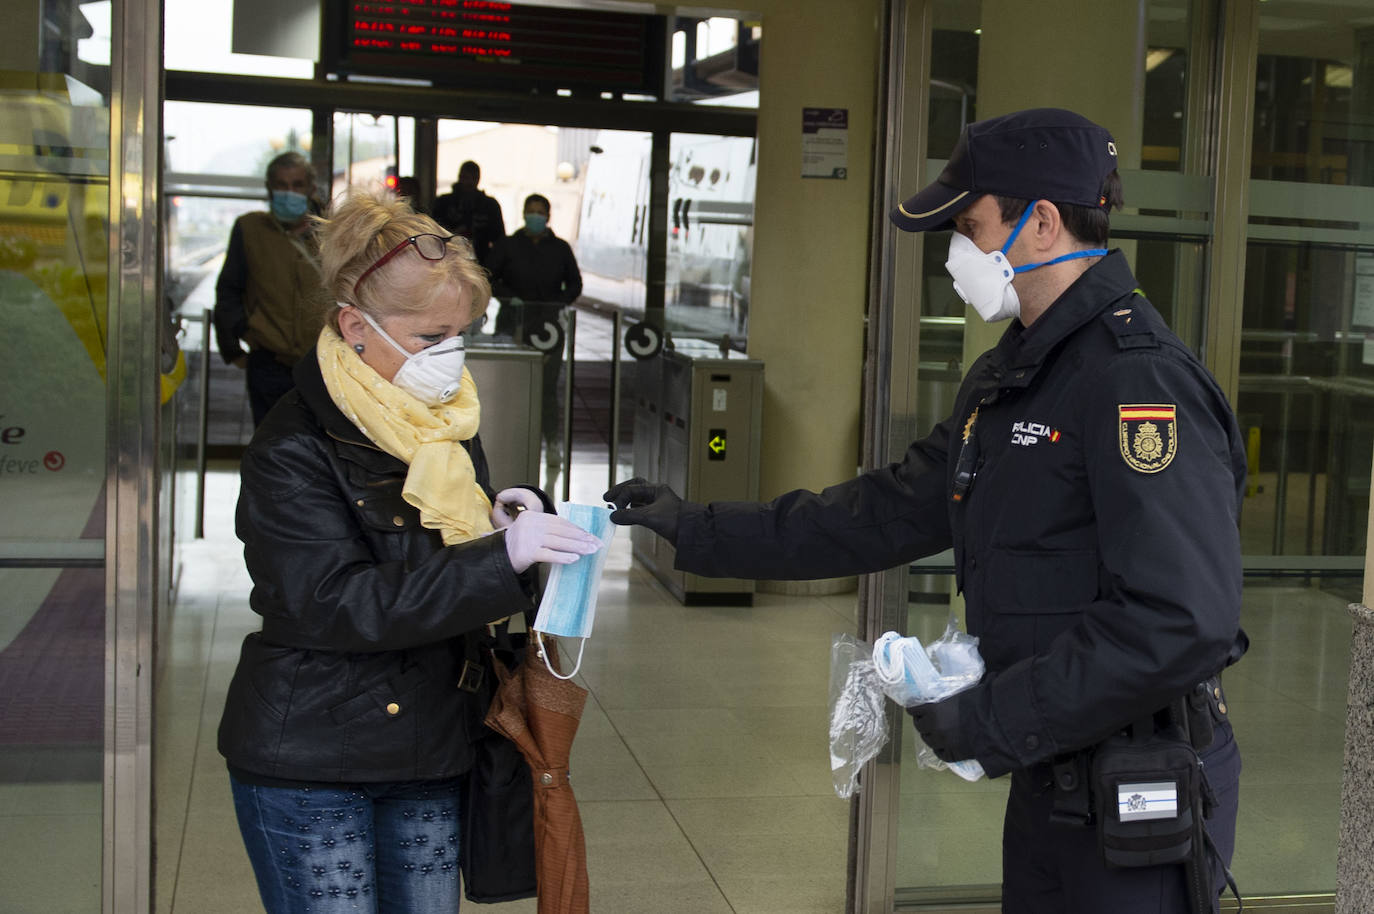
left=317, top=326, right=493, bottom=545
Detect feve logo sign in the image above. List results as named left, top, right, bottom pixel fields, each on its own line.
left=0, top=415, right=65, bottom=475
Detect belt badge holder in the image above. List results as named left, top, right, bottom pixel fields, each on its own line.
left=1091, top=717, right=1200, bottom=869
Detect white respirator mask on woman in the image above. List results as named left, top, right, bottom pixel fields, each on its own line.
left=352, top=306, right=467, bottom=405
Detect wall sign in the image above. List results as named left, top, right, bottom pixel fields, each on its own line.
left=802, top=107, right=848, bottom=179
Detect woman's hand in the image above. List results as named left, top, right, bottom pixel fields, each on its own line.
left=503, top=510, right=601, bottom=573
left=490, top=487, right=544, bottom=530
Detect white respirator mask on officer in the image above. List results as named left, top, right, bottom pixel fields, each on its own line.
left=945, top=231, right=1021, bottom=323
left=945, top=201, right=1109, bottom=324
left=353, top=306, right=467, bottom=405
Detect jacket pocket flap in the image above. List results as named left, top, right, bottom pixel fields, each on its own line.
left=353, top=488, right=418, bottom=532
left=985, top=549, right=1100, bottom=613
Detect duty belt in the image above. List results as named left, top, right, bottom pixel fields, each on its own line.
left=1046, top=674, right=1230, bottom=827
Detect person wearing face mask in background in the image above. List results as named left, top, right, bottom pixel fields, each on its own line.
left=604, top=109, right=1247, bottom=914
left=486, top=193, right=583, bottom=473
left=212, top=151, right=332, bottom=426
left=217, top=190, right=601, bottom=914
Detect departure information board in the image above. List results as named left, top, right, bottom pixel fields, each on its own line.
left=328, top=1, right=666, bottom=94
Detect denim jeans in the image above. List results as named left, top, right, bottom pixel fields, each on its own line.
left=229, top=773, right=463, bottom=914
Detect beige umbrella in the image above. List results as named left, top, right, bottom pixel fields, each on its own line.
left=485, top=637, right=590, bottom=914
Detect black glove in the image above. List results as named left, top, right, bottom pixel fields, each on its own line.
left=908, top=695, right=975, bottom=764
left=603, top=477, right=683, bottom=546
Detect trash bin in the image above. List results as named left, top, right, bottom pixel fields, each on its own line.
left=466, top=341, right=543, bottom=492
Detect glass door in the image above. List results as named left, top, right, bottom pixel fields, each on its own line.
left=0, top=1, right=113, bottom=907
left=862, top=0, right=1350, bottom=909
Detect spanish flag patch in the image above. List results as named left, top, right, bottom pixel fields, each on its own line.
left=1118, top=404, right=1177, bottom=473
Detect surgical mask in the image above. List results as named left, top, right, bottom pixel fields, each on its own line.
left=356, top=307, right=467, bottom=405
left=945, top=201, right=1108, bottom=323
left=533, top=502, right=617, bottom=679
left=270, top=189, right=309, bottom=223
left=523, top=213, right=548, bottom=234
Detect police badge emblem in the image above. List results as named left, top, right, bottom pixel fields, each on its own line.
left=1118, top=404, right=1177, bottom=473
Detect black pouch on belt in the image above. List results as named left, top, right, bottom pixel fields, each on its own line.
left=1090, top=713, right=1201, bottom=870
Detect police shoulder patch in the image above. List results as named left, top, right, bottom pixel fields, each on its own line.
left=1118, top=404, right=1177, bottom=473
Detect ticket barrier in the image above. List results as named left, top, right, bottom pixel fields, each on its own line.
left=630, top=339, right=763, bottom=605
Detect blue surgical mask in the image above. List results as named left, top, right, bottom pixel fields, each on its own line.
left=523, top=213, right=548, bottom=235
left=533, top=502, right=615, bottom=679
left=270, top=189, right=310, bottom=223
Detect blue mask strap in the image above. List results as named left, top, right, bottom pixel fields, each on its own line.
left=1012, top=248, right=1109, bottom=274
left=999, top=202, right=1038, bottom=255
left=1003, top=199, right=1108, bottom=273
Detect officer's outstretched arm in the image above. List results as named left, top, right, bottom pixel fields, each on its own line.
left=607, top=414, right=958, bottom=582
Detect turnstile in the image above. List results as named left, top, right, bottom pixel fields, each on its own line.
left=466, top=342, right=543, bottom=492
left=631, top=339, right=763, bottom=604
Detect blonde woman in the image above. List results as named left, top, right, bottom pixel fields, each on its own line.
left=218, top=192, right=598, bottom=914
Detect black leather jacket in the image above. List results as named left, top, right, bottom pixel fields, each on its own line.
left=217, top=350, right=537, bottom=782
left=672, top=252, right=1247, bottom=777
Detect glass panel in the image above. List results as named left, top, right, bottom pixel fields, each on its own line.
left=1253, top=2, right=1373, bottom=188
left=164, top=0, right=314, bottom=78
left=1226, top=580, right=1351, bottom=896
left=896, top=590, right=1009, bottom=897
left=162, top=101, right=314, bottom=452
left=333, top=112, right=413, bottom=197
left=668, top=16, right=760, bottom=105
left=0, top=0, right=111, bottom=905
left=1239, top=0, right=1374, bottom=565
left=666, top=132, right=754, bottom=344
left=928, top=0, right=1194, bottom=170
left=576, top=128, right=652, bottom=314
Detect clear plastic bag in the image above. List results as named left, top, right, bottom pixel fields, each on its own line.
left=871, top=617, right=986, bottom=782
left=828, top=634, right=889, bottom=799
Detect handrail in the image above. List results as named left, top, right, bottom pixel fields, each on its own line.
left=906, top=550, right=1362, bottom=578
left=196, top=309, right=211, bottom=538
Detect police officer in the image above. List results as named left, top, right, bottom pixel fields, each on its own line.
left=604, top=108, right=1246, bottom=913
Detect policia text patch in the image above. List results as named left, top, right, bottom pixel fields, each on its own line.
left=1118, top=404, right=1177, bottom=473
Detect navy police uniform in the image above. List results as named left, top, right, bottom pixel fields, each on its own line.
left=666, top=249, right=1246, bottom=912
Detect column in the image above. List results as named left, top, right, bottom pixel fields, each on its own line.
left=746, top=0, right=882, bottom=594
left=1337, top=455, right=1374, bottom=910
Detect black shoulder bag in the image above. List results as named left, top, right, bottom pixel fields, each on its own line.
left=458, top=619, right=537, bottom=904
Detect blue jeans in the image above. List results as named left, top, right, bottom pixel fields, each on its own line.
left=229, top=773, right=463, bottom=914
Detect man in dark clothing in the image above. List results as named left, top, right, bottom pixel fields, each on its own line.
left=430, top=160, right=504, bottom=266
left=212, top=151, right=330, bottom=426
left=605, top=109, right=1246, bottom=914
left=486, top=193, right=583, bottom=470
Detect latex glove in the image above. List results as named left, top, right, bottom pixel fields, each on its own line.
left=603, top=477, right=684, bottom=546
left=503, top=510, right=600, bottom=573
left=490, top=487, right=543, bottom=530
left=908, top=695, right=975, bottom=764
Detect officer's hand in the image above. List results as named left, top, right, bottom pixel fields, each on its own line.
left=503, top=510, right=600, bottom=574
left=908, top=696, right=975, bottom=764
left=490, top=487, right=543, bottom=530
left=603, top=477, right=683, bottom=546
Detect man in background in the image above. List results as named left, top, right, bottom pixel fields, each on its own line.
left=486, top=193, right=583, bottom=472
left=212, top=151, right=330, bottom=426
left=431, top=160, right=504, bottom=266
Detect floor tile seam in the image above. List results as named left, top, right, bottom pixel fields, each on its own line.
left=164, top=585, right=226, bottom=914
left=581, top=680, right=741, bottom=913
